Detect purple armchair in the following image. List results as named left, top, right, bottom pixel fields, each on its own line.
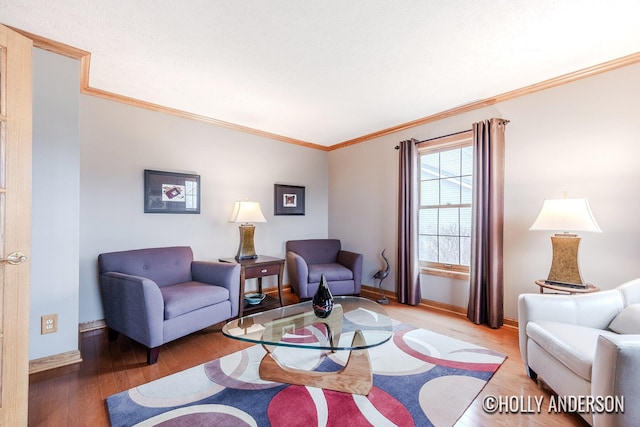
left=98, top=246, right=240, bottom=364
left=286, top=239, right=363, bottom=300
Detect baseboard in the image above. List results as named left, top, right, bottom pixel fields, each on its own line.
left=77, top=283, right=517, bottom=337
left=418, top=298, right=467, bottom=316
left=360, top=284, right=397, bottom=302
left=29, top=349, right=83, bottom=374
left=79, top=318, right=107, bottom=333
left=360, top=284, right=518, bottom=328
left=263, top=284, right=291, bottom=297
left=502, top=317, right=518, bottom=329
left=76, top=285, right=294, bottom=334
left=39, top=285, right=516, bottom=373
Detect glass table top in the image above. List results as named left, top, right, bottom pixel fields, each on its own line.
left=222, top=296, right=393, bottom=351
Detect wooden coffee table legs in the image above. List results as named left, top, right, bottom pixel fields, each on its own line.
left=258, top=330, right=373, bottom=395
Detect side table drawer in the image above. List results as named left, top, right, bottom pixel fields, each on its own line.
left=245, top=263, right=281, bottom=279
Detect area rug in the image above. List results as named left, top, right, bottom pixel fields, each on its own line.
left=107, top=321, right=506, bottom=426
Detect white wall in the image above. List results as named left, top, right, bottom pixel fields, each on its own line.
left=78, top=95, right=328, bottom=323
left=30, top=49, right=80, bottom=359
left=329, top=62, right=640, bottom=321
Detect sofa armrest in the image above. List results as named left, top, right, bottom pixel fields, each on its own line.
left=592, top=334, right=640, bottom=427
left=518, top=291, right=623, bottom=366
left=338, top=250, right=363, bottom=294
left=191, top=261, right=241, bottom=316
left=287, top=251, right=309, bottom=297
left=99, top=272, right=164, bottom=347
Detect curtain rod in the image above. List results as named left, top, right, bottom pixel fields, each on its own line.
left=394, top=129, right=472, bottom=150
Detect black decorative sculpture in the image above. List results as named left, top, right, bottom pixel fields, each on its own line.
left=312, top=273, right=334, bottom=318
left=373, top=249, right=390, bottom=304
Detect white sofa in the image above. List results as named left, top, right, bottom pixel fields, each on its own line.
left=518, top=278, right=640, bottom=426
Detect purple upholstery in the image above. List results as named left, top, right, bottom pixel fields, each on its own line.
left=98, top=246, right=240, bottom=364
left=98, top=246, right=193, bottom=287
left=308, top=263, right=353, bottom=282
left=286, top=239, right=363, bottom=299
left=286, top=239, right=343, bottom=265
left=160, top=281, right=230, bottom=319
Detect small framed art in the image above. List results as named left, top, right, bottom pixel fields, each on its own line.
left=274, top=184, right=305, bottom=215
left=144, top=169, right=200, bottom=214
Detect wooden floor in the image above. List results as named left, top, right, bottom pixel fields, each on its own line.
left=28, top=293, right=588, bottom=427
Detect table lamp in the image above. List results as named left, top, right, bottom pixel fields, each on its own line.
left=529, top=197, right=602, bottom=286
left=229, top=201, right=266, bottom=260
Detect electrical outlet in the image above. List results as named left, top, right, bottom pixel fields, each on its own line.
left=41, top=314, right=58, bottom=334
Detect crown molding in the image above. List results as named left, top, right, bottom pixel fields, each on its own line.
left=9, top=26, right=328, bottom=152
left=328, top=51, right=640, bottom=151
left=10, top=26, right=640, bottom=152
left=82, top=86, right=329, bottom=150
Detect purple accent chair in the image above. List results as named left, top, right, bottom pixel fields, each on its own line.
left=286, top=239, right=363, bottom=300
left=98, top=246, right=240, bottom=364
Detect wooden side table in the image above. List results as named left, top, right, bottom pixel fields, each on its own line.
left=535, top=279, right=599, bottom=295
left=219, top=255, right=285, bottom=317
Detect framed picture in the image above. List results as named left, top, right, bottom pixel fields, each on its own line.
left=144, top=169, right=200, bottom=214
left=274, top=184, right=305, bottom=215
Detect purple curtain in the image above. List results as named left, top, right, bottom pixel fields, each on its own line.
left=467, top=118, right=508, bottom=328
left=397, top=138, right=421, bottom=305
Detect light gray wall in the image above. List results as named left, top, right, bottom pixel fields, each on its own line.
left=30, top=46, right=640, bottom=360
left=78, top=95, right=328, bottom=323
left=329, top=62, right=640, bottom=321
left=30, top=48, right=80, bottom=359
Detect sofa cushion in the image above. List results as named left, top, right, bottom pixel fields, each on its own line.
left=527, top=321, right=619, bottom=381
left=160, top=281, right=230, bottom=319
left=609, top=304, right=640, bottom=334
left=308, top=263, right=354, bottom=283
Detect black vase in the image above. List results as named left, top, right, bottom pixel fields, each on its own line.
left=312, top=274, right=334, bottom=318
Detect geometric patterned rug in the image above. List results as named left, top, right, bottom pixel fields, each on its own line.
left=106, top=321, right=506, bottom=426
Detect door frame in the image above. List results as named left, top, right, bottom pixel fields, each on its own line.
left=0, top=24, right=33, bottom=426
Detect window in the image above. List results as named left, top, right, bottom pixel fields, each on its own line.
left=418, top=131, right=473, bottom=278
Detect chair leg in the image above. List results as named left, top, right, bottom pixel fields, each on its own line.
left=525, top=364, right=538, bottom=381
left=107, top=328, right=119, bottom=342
left=147, top=347, right=160, bottom=365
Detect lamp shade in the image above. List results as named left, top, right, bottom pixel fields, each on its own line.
left=529, top=198, right=602, bottom=233
left=229, top=201, right=266, bottom=223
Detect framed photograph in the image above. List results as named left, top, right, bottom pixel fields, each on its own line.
left=144, top=169, right=200, bottom=214
left=274, top=184, right=305, bottom=215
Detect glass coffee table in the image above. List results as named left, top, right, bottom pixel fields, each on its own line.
left=222, top=296, right=393, bottom=395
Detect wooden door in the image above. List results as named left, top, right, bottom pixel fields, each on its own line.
left=0, top=25, right=33, bottom=426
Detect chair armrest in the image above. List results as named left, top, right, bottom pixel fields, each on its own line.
left=592, top=334, right=640, bottom=426
left=191, top=262, right=241, bottom=316
left=338, top=250, right=363, bottom=294
left=518, top=291, right=623, bottom=365
left=287, top=251, right=309, bottom=297
left=99, top=272, right=164, bottom=347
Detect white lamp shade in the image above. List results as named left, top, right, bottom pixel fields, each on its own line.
left=229, top=201, right=266, bottom=223
left=529, top=198, right=602, bottom=232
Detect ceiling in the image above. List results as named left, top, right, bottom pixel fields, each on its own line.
left=2, top=1, right=640, bottom=147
